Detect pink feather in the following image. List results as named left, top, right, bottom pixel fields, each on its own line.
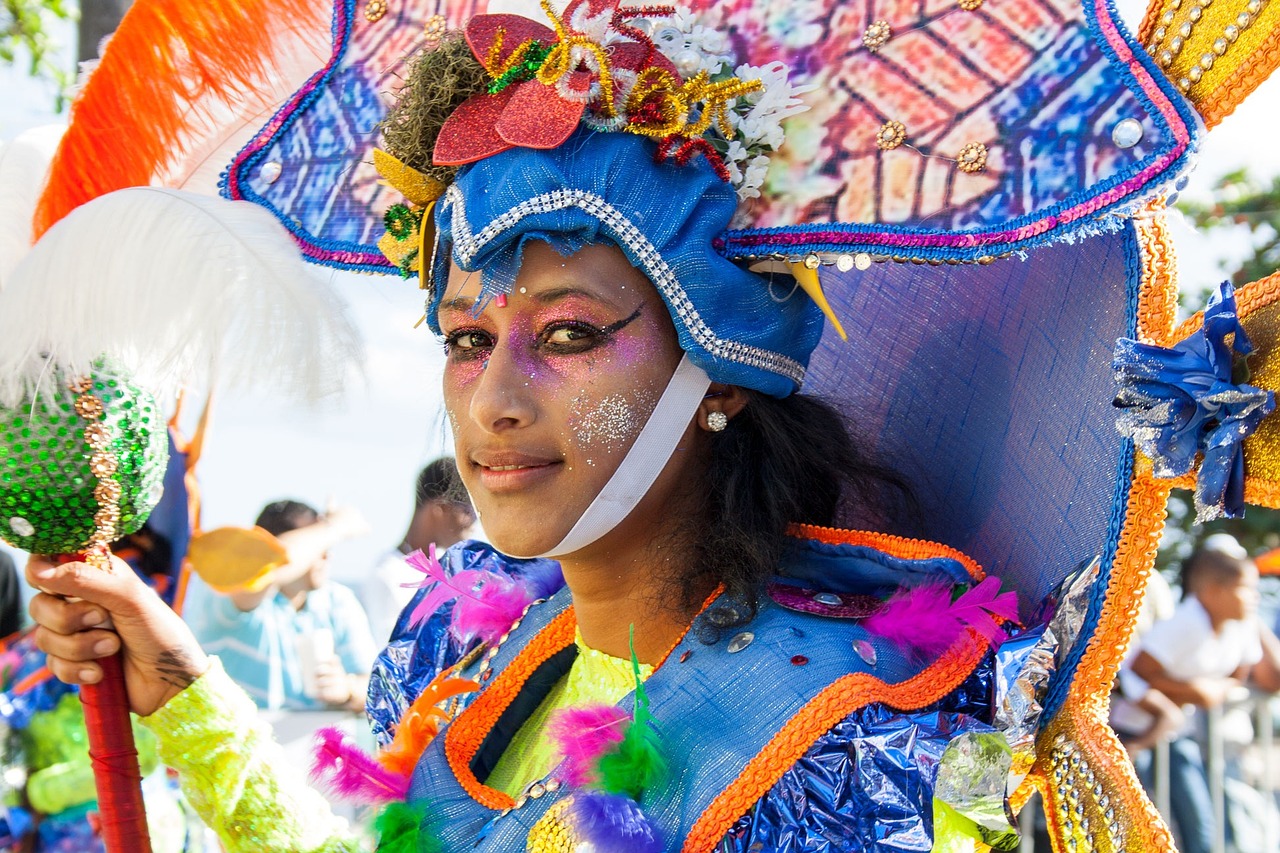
left=864, top=583, right=960, bottom=657
left=403, top=545, right=542, bottom=645
left=547, top=703, right=631, bottom=786
left=310, top=726, right=411, bottom=805
left=864, top=578, right=1019, bottom=659
left=950, top=576, right=1020, bottom=644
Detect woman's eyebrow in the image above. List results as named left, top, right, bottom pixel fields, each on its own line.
left=439, top=295, right=475, bottom=313
left=532, top=286, right=622, bottom=309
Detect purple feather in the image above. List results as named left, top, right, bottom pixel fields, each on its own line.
left=546, top=704, right=630, bottom=786
left=569, top=791, right=664, bottom=853
left=950, top=576, right=1020, bottom=644
left=309, top=726, right=410, bottom=805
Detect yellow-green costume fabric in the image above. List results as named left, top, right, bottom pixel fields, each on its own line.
left=140, top=658, right=361, bottom=853
left=485, top=629, right=653, bottom=796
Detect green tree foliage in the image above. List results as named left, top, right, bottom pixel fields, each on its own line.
left=1, top=0, right=74, bottom=109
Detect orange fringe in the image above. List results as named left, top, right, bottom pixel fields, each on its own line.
left=33, top=0, right=329, bottom=238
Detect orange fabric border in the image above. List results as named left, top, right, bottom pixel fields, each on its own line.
left=682, top=634, right=989, bottom=852
left=788, top=523, right=986, bottom=581
left=1032, top=206, right=1178, bottom=852
left=444, top=606, right=577, bottom=810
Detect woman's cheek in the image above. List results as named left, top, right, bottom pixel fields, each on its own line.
left=567, top=388, right=659, bottom=466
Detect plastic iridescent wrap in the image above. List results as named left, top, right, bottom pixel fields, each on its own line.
left=366, top=539, right=564, bottom=746
left=935, top=731, right=1017, bottom=850
left=992, top=625, right=1055, bottom=792
left=0, top=367, right=167, bottom=555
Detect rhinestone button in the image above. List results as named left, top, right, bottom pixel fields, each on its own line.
left=853, top=639, right=878, bottom=666
left=1111, top=119, right=1143, bottom=149
left=727, top=631, right=754, bottom=653
left=259, top=160, right=283, bottom=184
left=813, top=592, right=842, bottom=606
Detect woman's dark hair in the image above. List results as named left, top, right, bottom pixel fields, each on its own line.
left=675, top=390, right=917, bottom=638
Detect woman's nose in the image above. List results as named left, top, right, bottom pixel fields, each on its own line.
left=467, top=344, right=537, bottom=432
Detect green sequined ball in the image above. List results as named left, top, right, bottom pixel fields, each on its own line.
left=0, top=373, right=168, bottom=554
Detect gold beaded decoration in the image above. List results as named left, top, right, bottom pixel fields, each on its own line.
left=72, top=376, right=120, bottom=569
left=364, top=0, right=388, bottom=23
left=956, top=141, right=988, bottom=173
left=876, top=120, right=906, bottom=150
left=1142, top=0, right=1279, bottom=126
left=862, top=20, right=892, bottom=51
left=424, top=14, right=447, bottom=43
left=958, top=0, right=985, bottom=10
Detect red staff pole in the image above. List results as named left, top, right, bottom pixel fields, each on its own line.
left=56, top=550, right=151, bottom=853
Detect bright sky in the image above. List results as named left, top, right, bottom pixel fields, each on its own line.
left=1, top=2, right=1278, bottom=589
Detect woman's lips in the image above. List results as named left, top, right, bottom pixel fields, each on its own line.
left=471, top=452, right=562, bottom=493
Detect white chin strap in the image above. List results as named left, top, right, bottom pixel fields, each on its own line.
left=532, top=354, right=710, bottom=559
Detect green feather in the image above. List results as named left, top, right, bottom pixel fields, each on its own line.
left=374, top=801, right=444, bottom=853
left=596, top=625, right=667, bottom=799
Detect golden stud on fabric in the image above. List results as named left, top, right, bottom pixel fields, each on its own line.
left=364, top=0, right=387, bottom=23
left=876, top=120, right=906, bottom=150
left=956, top=141, right=988, bottom=173
left=958, top=0, right=985, bottom=11
left=424, top=14, right=447, bottom=43
left=862, top=21, right=892, bottom=51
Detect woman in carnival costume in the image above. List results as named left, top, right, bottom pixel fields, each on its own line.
left=19, top=0, right=1280, bottom=850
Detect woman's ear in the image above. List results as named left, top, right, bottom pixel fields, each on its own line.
left=697, top=384, right=749, bottom=432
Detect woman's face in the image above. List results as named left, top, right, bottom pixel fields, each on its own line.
left=439, top=241, right=686, bottom=556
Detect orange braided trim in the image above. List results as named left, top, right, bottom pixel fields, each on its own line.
left=1172, top=269, right=1280, bottom=341
left=788, top=524, right=985, bottom=581
left=1134, top=202, right=1179, bottom=346
left=1036, top=697, right=1174, bottom=852
left=444, top=606, right=577, bottom=810
left=682, top=634, right=988, bottom=852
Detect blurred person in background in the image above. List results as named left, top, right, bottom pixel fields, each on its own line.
left=1117, top=534, right=1280, bottom=853
left=188, top=499, right=378, bottom=711
left=361, top=458, right=475, bottom=643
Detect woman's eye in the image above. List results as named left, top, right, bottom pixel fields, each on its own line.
left=445, top=330, right=493, bottom=354
left=544, top=325, right=595, bottom=345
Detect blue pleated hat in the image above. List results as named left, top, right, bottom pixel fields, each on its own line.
left=425, top=129, right=823, bottom=398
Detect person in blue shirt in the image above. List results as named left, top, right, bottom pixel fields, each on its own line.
left=189, top=499, right=378, bottom=711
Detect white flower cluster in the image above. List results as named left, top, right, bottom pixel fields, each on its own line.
left=724, top=61, right=814, bottom=203
left=637, top=8, right=813, bottom=207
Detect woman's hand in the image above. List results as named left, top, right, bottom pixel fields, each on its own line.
left=27, top=554, right=210, bottom=717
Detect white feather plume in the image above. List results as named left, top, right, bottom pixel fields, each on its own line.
left=0, top=187, right=363, bottom=408
left=0, top=125, right=65, bottom=290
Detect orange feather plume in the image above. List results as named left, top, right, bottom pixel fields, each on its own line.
left=33, top=0, right=331, bottom=239
left=377, top=667, right=481, bottom=779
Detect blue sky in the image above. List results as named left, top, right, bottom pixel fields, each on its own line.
left=1, top=2, right=1277, bottom=589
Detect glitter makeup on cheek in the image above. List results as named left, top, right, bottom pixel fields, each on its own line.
left=569, top=388, right=659, bottom=458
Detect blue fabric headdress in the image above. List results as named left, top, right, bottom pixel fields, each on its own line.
left=425, top=129, right=823, bottom=398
